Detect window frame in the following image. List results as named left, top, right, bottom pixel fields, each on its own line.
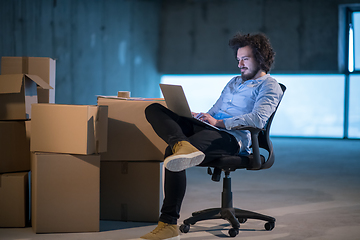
left=339, top=4, right=360, bottom=74
left=339, top=4, right=360, bottom=139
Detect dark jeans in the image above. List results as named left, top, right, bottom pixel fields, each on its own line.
left=145, top=103, right=240, bottom=224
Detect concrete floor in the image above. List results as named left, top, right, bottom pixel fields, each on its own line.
left=1, top=138, right=360, bottom=240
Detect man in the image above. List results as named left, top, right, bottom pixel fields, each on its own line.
left=139, top=33, right=283, bottom=240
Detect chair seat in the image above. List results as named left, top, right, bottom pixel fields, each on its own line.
left=199, top=154, right=266, bottom=171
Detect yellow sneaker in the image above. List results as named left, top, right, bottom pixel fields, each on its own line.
left=140, top=221, right=180, bottom=240
left=164, top=141, right=205, bottom=172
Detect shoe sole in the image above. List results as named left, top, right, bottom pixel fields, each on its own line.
left=131, top=236, right=180, bottom=240
left=164, top=151, right=205, bottom=172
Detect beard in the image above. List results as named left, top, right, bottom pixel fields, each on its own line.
left=241, top=66, right=261, bottom=81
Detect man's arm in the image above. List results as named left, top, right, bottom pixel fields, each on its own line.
left=224, top=79, right=283, bottom=130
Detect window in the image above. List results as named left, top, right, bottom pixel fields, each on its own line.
left=349, top=75, right=360, bottom=138
left=161, top=74, right=345, bottom=138
left=348, top=11, right=360, bottom=72
left=339, top=4, right=360, bottom=139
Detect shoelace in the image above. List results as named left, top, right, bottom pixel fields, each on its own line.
left=172, top=142, right=183, bottom=154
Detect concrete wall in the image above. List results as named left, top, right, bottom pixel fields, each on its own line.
left=159, top=0, right=359, bottom=74
left=0, top=0, right=161, bottom=104
left=0, top=0, right=358, bottom=104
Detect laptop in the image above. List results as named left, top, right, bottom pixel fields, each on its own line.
left=160, top=83, right=219, bottom=130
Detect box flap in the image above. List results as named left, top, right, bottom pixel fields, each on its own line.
left=0, top=74, right=25, bottom=94
left=0, top=74, right=53, bottom=94
left=25, top=74, right=53, bottom=90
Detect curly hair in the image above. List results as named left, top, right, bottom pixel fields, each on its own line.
left=229, top=33, right=275, bottom=73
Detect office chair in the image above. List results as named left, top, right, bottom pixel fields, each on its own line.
left=179, top=83, right=286, bottom=237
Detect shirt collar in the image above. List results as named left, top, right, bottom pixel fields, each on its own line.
left=244, top=73, right=270, bottom=83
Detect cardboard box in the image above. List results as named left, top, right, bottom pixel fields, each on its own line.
left=100, top=161, right=163, bottom=222
left=0, top=172, right=29, bottom=227
left=0, top=121, right=30, bottom=173
left=31, top=152, right=100, bottom=233
left=30, top=104, right=108, bottom=155
left=97, top=97, right=167, bottom=161
left=0, top=74, right=52, bottom=120
left=1, top=57, right=56, bottom=103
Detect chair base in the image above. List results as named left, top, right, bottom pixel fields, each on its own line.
left=180, top=207, right=275, bottom=237
left=180, top=175, right=276, bottom=237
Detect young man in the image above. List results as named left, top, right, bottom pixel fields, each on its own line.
left=139, top=33, right=283, bottom=240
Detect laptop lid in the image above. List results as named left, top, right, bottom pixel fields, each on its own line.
left=159, top=84, right=193, bottom=118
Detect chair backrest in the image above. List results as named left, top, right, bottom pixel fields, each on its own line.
left=200, top=83, right=286, bottom=173
left=257, top=83, right=286, bottom=169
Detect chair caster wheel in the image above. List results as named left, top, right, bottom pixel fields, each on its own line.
left=238, top=218, right=247, bottom=223
left=265, top=221, right=275, bottom=231
left=228, top=228, right=239, bottom=237
left=179, top=224, right=190, bottom=233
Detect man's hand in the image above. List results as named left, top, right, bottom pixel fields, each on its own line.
left=196, top=113, right=225, bottom=128
left=191, top=112, right=199, bottom=117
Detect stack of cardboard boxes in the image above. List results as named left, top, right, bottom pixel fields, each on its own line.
left=0, top=57, right=54, bottom=228
left=1, top=56, right=166, bottom=233
left=0, top=57, right=109, bottom=234
left=30, top=103, right=108, bottom=233
left=97, top=96, right=167, bottom=222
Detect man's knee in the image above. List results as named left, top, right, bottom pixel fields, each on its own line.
left=145, top=103, right=163, bottom=122
left=145, top=102, right=162, bottom=113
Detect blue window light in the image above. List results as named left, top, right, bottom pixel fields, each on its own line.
left=161, top=74, right=345, bottom=138
left=349, top=74, right=360, bottom=138
left=353, top=12, right=360, bottom=71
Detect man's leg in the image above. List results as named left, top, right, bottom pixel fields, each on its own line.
left=140, top=104, right=239, bottom=240
left=145, top=103, right=205, bottom=172
left=145, top=103, right=239, bottom=158
left=159, top=147, right=186, bottom=225
left=188, top=127, right=240, bottom=164
left=145, top=103, right=193, bottom=147
left=139, top=147, right=185, bottom=240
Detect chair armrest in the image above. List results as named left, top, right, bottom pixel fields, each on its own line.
left=235, top=125, right=264, bottom=170
left=234, top=125, right=265, bottom=132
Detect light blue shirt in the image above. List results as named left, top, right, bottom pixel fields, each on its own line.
left=207, top=74, right=283, bottom=154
